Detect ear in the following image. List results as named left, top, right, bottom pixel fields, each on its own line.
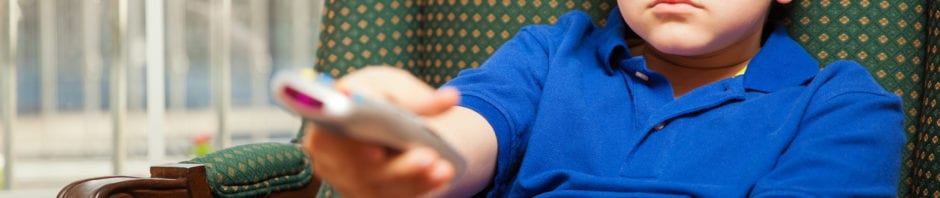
left=776, top=0, right=792, bottom=5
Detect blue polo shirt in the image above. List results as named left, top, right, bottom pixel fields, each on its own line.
left=444, top=9, right=905, bottom=197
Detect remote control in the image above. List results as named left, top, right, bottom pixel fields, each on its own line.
left=271, top=68, right=467, bottom=180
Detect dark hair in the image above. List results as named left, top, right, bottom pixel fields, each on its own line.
left=762, top=2, right=789, bottom=43
left=768, top=1, right=788, bottom=23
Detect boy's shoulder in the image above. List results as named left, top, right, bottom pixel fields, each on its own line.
left=746, top=26, right=893, bottom=99
left=810, top=60, right=898, bottom=99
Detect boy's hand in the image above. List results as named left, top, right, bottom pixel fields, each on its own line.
left=302, top=66, right=461, bottom=197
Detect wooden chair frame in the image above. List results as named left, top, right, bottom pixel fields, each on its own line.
left=57, top=163, right=320, bottom=198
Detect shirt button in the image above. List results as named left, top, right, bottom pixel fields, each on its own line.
left=634, top=71, right=650, bottom=81
left=653, top=123, right=666, bottom=131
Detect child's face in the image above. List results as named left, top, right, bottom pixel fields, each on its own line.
left=618, top=0, right=787, bottom=56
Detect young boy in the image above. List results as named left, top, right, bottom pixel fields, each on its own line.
left=304, top=0, right=905, bottom=197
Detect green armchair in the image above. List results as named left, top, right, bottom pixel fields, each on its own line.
left=58, top=124, right=319, bottom=198
left=313, top=0, right=940, bottom=197
left=57, top=142, right=320, bottom=198
left=57, top=0, right=940, bottom=197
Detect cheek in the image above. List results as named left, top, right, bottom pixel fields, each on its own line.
left=619, top=7, right=650, bottom=36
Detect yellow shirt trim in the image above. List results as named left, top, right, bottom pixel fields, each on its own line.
left=735, top=65, right=748, bottom=76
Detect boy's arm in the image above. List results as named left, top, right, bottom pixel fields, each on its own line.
left=749, top=91, right=905, bottom=197
left=424, top=106, right=498, bottom=197
left=302, top=66, right=497, bottom=198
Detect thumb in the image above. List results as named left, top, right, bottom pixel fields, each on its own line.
left=334, top=66, right=461, bottom=116
left=403, top=86, right=461, bottom=116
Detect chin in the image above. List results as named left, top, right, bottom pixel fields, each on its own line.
left=639, top=31, right=718, bottom=56
left=649, top=41, right=714, bottom=56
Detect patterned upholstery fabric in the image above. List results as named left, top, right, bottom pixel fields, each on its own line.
left=913, top=0, right=940, bottom=197
left=182, top=143, right=314, bottom=198
left=416, top=0, right=616, bottom=87
left=315, top=0, right=616, bottom=87
left=313, top=0, right=939, bottom=197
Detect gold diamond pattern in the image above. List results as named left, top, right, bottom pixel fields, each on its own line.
left=315, top=0, right=615, bottom=87
left=913, top=0, right=940, bottom=197
left=184, top=143, right=313, bottom=197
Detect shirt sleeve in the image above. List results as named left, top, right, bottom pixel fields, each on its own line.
left=443, top=11, right=604, bottom=194
left=749, top=62, right=906, bottom=197
left=443, top=25, right=553, bottom=191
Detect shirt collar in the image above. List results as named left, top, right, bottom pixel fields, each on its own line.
left=596, top=7, right=630, bottom=76
left=597, top=8, right=819, bottom=92
left=741, top=24, right=819, bottom=92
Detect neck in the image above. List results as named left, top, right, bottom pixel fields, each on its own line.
left=633, top=31, right=763, bottom=98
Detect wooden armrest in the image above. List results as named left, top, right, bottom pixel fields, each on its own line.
left=57, top=164, right=212, bottom=198
left=58, top=163, right=321, bottom=198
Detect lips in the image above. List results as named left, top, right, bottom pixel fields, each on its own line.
left=650, top=0, right=702, bottom=7
left=649, top=0, right=702, bottom=14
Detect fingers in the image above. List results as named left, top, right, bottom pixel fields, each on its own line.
left=409, top=86, right=461, bottom=116
left=309, top=127, right=387, bottom=165
left=306, top=126, right=387, bottom=189
left=380, top=147, right=455, bottom=189
left=303, top=123, right=455, bottom=197
left=301, top=66, right=460, bottom=197
left=336, top=66, right=461, bottom=116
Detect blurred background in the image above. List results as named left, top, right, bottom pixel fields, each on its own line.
left=0, top=0, right=324, bottom=196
